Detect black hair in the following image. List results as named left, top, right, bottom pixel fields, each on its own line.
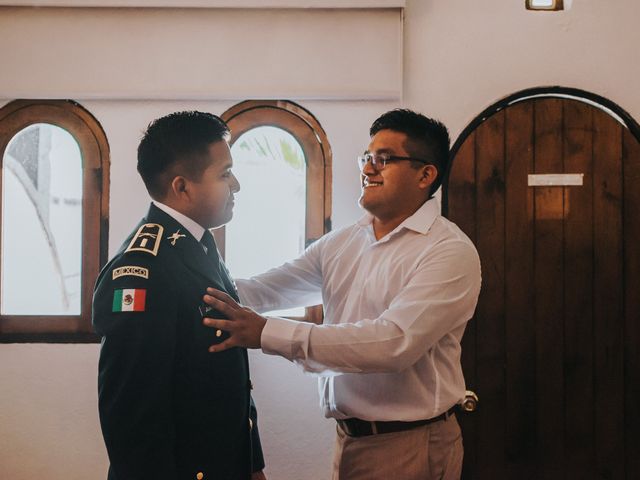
left=370, top=109, right=450, bottom=196
left=137, top=111, right=230, bottom=199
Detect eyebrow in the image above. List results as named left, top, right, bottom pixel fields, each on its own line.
left=364, top=148, right=395, bottom=155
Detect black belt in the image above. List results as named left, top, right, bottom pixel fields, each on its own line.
left=336, top=406, right=457, bottom=437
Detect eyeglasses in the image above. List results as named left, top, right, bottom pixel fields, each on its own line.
left=357, top=152, right=432, bottom=172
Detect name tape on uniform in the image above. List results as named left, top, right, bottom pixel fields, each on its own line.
left=112, top=266, right=149, bottom=280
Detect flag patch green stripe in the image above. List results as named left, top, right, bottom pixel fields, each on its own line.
left=112, top=289, right=123, bottom=312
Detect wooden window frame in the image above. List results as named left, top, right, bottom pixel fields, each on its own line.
left=0, top=100, right=109, bottom=343
left=220, top=100, right=332, bottom=324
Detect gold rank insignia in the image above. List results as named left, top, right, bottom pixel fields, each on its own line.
left=167, top=229, right=186, bottom=246
left=125, top=223, right=164, bottom=256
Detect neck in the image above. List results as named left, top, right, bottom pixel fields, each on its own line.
left=371, top=214, right=409, bottom=240
left=157, top=198, right=191, bottom=221
left=156, top=196, right=180, bottom=212
left=154, top=199, right=207, bottom=229
left=370, top=199, right=430, bottom=240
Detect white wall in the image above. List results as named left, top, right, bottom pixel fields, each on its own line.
left=1, top=0, right=640, bottom=479
left=404, top=0, right=640, bottom=139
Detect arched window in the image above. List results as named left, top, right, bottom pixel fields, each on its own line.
left=0, top=100, right=109, bottom=342
left=220, top=100, right=332, bottom=322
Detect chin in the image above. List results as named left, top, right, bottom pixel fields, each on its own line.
left=217, top=213, right=234, bottom=228
left=359, top=193, right=375, bottom=209
left=358, top=198, right=374, bottom=213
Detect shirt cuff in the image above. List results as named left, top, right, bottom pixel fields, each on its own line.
left=236, top=280, right=250, bottom=305
left=261, top=316, right=311, bottom=361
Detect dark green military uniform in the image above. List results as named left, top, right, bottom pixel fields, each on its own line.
left=93, top=203, right=264, bottom=480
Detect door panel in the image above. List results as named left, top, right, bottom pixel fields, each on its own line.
left=448, top=133, right=479, bottom=472
left=533, top=99, right=565, bottom=480
left=474, top=110, right=507, bottom=478
left=504, top=101, right=536, bottom=478
left=446, top=96, right=640, bottom=479
left=622, top=128, right=640, bottom=479
left=592, top=108, right=625, bottom=480
left=562, top=100, right=595, bottom=478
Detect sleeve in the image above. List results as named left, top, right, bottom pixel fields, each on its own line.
left=249, top=395, right=265, bottom=473
left=260, top=240, right=482, bottom=374
left=236, top=236, right=324, bottom=313
left=93, top=257, right=178, bottom=480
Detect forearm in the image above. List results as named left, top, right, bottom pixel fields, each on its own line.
left=261, top=248, right=481, bottom=374
left=262, top=314, right=434, bottom=374
left=237, top=260, right=322, bottom=313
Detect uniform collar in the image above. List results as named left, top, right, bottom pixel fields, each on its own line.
left=152, top=200, right=208, bottom=242
left=143, top=203, right=228, bottom=288
left=356, top=197, right=440, bottom=237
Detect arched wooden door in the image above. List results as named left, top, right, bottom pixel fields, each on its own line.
left=445, top=91, right=640, bottom=480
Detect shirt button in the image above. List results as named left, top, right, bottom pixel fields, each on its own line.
left=196, top=472, right=204, bottom=480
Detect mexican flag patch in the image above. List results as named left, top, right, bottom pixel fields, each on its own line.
left=113, top=289, right=146, bottom=312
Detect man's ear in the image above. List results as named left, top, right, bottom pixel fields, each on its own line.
left=418, top=164, right=438, bottom=191
left=170, top=175, right=188, bottom=198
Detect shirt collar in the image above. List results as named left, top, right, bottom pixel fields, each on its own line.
left=401, top=197, right=440, bottom=234
left=356, top=197, right=440, bottom=236
left=152, top=200, right=207, bottom=242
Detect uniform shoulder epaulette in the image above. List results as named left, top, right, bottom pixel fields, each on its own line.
left=125, top=223, right=164, bottom=256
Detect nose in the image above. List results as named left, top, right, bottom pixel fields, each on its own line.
left=231, top=172, right=240, bottom=193
left=361, top=157, right=378, bottom=176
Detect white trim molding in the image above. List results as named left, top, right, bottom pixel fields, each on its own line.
left=0, top=0, right=405, bottom=8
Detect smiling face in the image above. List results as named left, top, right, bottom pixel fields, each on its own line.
left=185, top=140, right=240, bottom=229
left=359, top=129, right=436, bottom=226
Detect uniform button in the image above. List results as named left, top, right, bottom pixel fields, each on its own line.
left=216, top=329, right=222, bottom=337
left=196, top=472, right=204, bottom=480
left=249, top=418, right=253, bottom=429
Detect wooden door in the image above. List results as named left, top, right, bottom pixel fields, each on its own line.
left=446, top=97, right=640, bottom=479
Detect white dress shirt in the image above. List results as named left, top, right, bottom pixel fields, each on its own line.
left=236, top=198, right=481, bottom=422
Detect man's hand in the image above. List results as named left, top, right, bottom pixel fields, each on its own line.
left=251, top=470, right=267, bottom=480
left=202, top=288, right=267, bottom=352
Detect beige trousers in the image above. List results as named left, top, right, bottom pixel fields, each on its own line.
left=331, top=414, right=463, bottom=480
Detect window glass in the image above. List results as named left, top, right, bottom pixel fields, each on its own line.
left=1, top=123, right=83, bottom=315
left=226, top=126, right=306, bottom=316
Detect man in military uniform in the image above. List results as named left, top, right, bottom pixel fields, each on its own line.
left=93, top=111, right=266, bottom=480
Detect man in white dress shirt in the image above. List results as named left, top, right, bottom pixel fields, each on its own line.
left=203, top=109, right=481, bottom=479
